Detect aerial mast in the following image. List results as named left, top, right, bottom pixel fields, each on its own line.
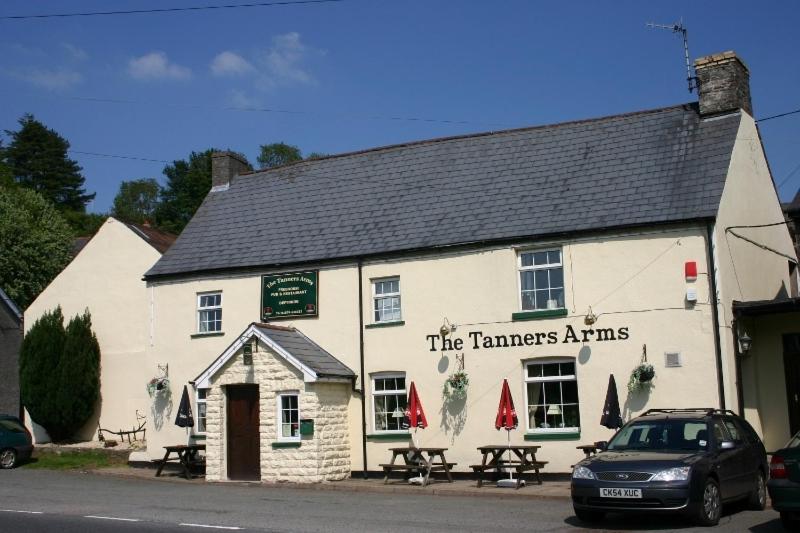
left=646, top=18, right=696, bottom=93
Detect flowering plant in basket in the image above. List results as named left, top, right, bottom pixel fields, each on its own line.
left=443, top=370, right=469, bottom=399
left=627, top=363, right=655, bottom=393
left=146, top=376, right=170, bottom=398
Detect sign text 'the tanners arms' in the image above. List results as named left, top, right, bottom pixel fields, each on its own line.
left=426, top=324, right=630, bottom=352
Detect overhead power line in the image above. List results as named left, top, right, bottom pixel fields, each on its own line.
left=756, top=108, right=800, bottom=123
left=69, top=150, right=170, bottom=164
left=0, top=0, right=342, bottom=20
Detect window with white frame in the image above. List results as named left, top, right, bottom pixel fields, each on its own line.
left=196, top=388, right=208, bottom=433
left=277, top=392, right=300, bottom=439
left=372, top=374, right=407, bottom=432
left=518, top=249, right=564, bottom=311
left=197, top=292, right=222, bottom=333
left=525, top=359, right=580, bottom=432
left=372, top=277, right=401, bottom=323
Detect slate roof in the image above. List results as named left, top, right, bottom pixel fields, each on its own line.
left=254, top=323, right=355, bottom=379
left=124, top=222, right=176, bottom=254
left=146, top=103, right=742, bottom=279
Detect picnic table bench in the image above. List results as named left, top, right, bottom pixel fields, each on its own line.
left=380, top=446, right=456, bottom=487
left=154, top=444, right=206, bottom=480
left=471, top=444, right=547, bottom=489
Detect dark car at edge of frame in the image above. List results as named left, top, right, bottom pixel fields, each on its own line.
left=768, top=430, right=800, bottom=530
left=571, top=408, right=768, bottom=527
left=0, top=414, right=34, bottom=469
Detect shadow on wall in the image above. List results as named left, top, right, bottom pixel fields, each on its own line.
left=623, top=386, right=652, bottom=423
left=440, top=395, right=467, bottom=445
left=151, top=391, right=173, bottom=431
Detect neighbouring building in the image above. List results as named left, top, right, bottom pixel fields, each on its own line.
left=0, top=287, right=23, bottom=418
left=24, top=217, right=175, bottom=442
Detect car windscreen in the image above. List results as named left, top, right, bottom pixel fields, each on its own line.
left=0, top=419, right=26, bottom=433
left=786, top=433, right=800, bottom=449
left=608, top=419, right=708, bottom=452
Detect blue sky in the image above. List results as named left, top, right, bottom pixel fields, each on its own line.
left=1, top=0, right=799, bottom=214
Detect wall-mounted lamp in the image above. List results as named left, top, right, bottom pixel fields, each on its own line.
left=584, top=306, right=597, bottom=326
left=440, top=317, right=457, bottom=337
left=739, top=331, right=752, bottom=355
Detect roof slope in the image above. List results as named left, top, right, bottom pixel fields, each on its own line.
left=124, top=222, right=177, bottom=254
left=254, top=324, right=355, bottom=379
left=147, top=103, right=741, bottom=278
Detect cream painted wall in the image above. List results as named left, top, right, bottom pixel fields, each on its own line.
left=713, top=112, right=797, bottom=425
left=148, top=224, right=722, bottom=473
left=24, top=218, right=162, bottom=442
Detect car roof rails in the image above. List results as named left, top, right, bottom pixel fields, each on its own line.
left=642, top=408, right=739, bottom=417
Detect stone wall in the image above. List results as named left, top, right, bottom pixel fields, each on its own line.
left=205, top=340, right=351, bottom=482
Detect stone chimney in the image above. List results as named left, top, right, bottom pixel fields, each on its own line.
left=211, top=151, right=252, bottom=190
left=694, top=51, right=753, bottom=117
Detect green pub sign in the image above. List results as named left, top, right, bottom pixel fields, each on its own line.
left=261, top=271, right=318, bottom=320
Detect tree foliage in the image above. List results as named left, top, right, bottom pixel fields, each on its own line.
left=3, top=114, right=95, bottom=212
left=257, top=142, right=302, bottom=169
left=0, top=186, right=73, bottom=309
left=111, top=178, right=160, bottom=224
left=155, top=150, right=214, bottom=234
left=20, top=307, right=101, bottom=442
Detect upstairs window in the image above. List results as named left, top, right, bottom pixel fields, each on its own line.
left=519, top=249, right=564, bottom=311
left=372, top=277, right=401, bottom=323
left=197, top=292, right=222, bottom=333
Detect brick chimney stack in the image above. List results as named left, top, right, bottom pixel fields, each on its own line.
left=694, top=51, right=753, bottom=117
left=211, top=151, right=252, bottom=190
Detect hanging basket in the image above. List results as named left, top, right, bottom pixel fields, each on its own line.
left=627, top=363, right=655, bottom=393
left=443, top=371, right=469, bottom=400
left=146, top=377, right=170, bottom=398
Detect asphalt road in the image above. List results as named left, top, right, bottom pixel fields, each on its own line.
left=0, top=469, right=786, bottom=532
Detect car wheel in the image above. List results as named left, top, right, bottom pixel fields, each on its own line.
left=574, top=508, right=604, bottom=523
left=0, top=448, right=17, bottom=469
left=695, top=478, right=721, bottom=527
left=748, top=471, right=767, bottom=510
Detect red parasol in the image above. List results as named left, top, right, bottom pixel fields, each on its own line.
left=495, top=379, right=518, bottom=430
left=403, top=381, right=428, bottom=429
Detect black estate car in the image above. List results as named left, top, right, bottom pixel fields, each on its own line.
left=571, top=409, right=768, bottom=526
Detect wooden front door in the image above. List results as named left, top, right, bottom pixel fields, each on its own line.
left=226, top=385, right=260, bottom=481
left=784, top=334, right=800, bottom=436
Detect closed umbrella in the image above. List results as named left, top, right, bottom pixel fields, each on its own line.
left=600, top=374, right=623, bottom=430
left=402, top=381, right=427, bottom=484
left=175, top=385, right=194, bottom=429
left=495, top=379, right=520, bottom=487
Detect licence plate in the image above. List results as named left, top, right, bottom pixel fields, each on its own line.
left=600, top=487, right=642, bottom=498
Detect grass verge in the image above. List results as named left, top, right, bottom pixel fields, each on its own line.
left=23, top=448, right=130, bottom=470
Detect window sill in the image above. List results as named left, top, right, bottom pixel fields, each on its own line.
left=366, top=432, right=411, bottom=441
left=512, top=309, right=568, bottom=321
left=524, top=430, right=581, bottom=441
left=365, top=321, right=405, bottom=329
left=190, top=332, right=225, bottom=339
left=190, top=434, right=206, bottom=440
left=272, top=441, right=301, bottom=448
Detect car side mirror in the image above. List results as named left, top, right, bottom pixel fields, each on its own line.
left=595, top=441, right=608, bottom=451
left=719, top=440, right=737, bottom=450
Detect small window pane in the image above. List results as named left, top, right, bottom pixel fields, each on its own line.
left=527, top=382, right=543, bottom=405
left=548, top=250, right=561, bottom=264
left=542, top=363, right=560, bottom=377
left=521, top=253, right=534, bottom=267
left=520, top=271, right=535, bottom=290
left=544, top=381, right=562, bottom=404
left=562, top=380, right=579, bottom=403
left=533, top=251, right=549, bottom=265
left=527, top=364, right=543, bottom=378
left=550, top=268, right=563, bottom=288
left=529, top=405, right=546, bottom=429
left=560, top=362, right=575, bottom=376
left=562, top=404, right=580, bottom=428
left=521, top=292, right=535, bottom=310
left=534, top=270, right=549, bottom=289
left=550, top=288, right=565, bottom=308
left=198, top=389, right=208, bottom=400
left=535, top=290, right=549, bottom=309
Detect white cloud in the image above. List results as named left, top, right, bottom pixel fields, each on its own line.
left=6, top=67, right=82, bottom=90
left=227, top=89, right=261, bottom=108
left=260, top=32, right=315, bottom=85
left=128, top=51, right=191, bottom=81
left=211, top=51, right=254, bottom=77
left=61, top=43, right=88, bottom=62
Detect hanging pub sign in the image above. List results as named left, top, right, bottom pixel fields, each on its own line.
left=261, top=271, right=318, bottom=320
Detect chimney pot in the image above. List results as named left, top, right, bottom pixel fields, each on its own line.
left=694, top=51, right=753, bottom=117
left=211, top=151, right=252, bottom=190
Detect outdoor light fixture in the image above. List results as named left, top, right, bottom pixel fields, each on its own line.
left=584, top=306, right=597, bottom=326
left=440, top=317, right=457, bottom=337
left=739, top=331, right=753, bottom=355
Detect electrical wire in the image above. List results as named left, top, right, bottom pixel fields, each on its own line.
left=0, top=0, right=343, bottom=20
left=69, top=150, right=170, bottom=164
left=756, top=108, right=800, bottom=123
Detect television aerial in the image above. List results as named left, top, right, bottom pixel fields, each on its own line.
left=646, top=18, right=696, bottom=93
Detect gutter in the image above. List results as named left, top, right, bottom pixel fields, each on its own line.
left=706, top=223, right=726, bottom=410
left=357, top=259, right=368, bottom=479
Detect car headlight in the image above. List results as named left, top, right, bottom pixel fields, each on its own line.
left=572, top=465, right=596, bottom=480
left=651, top=466, right=691, bottom=481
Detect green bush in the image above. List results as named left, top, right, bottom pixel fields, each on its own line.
left=20, top=307, right=101, bottom=442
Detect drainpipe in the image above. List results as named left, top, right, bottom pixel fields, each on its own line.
left=731, top=317, right=745, bottom=416
left=357, top=259, right=368, bottom=479
left=706, top=224, right=726, bottom=410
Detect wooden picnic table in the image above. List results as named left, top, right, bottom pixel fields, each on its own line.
left=576, top=443, right=599, bottom=459
left=380, top=446, right=456, bottom=487
left=155, top=444, right=206, bottom=479
left=471, top=444, right=548, bottom=489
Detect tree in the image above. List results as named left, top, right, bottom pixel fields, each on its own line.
left=0, top=186, right=73, bottom=309
left=20, top=307, right=66, bottom=439
left=19, top=307, right=101, bottom=442
left=0, top=142, right=13, bottom=188
left=111, top=178, right=160, bottom=224
left=155, top=150, right=214, bottom=234
left=58, top=310, right=101, bottom=440
left=257, top=142, right=302, bottom=169
left=3, top=114, right=95, bottom=212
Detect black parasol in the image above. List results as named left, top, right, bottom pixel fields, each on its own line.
left=175, top=385, right=194, bottom=428
left=600, top=374, right=622, bottom=429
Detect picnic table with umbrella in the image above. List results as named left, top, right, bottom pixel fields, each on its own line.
left=471, top=379, right=549, bottom=489
left=154, top=385, right=206, bottom=479
left=380, top=381, right=456, bottom=487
